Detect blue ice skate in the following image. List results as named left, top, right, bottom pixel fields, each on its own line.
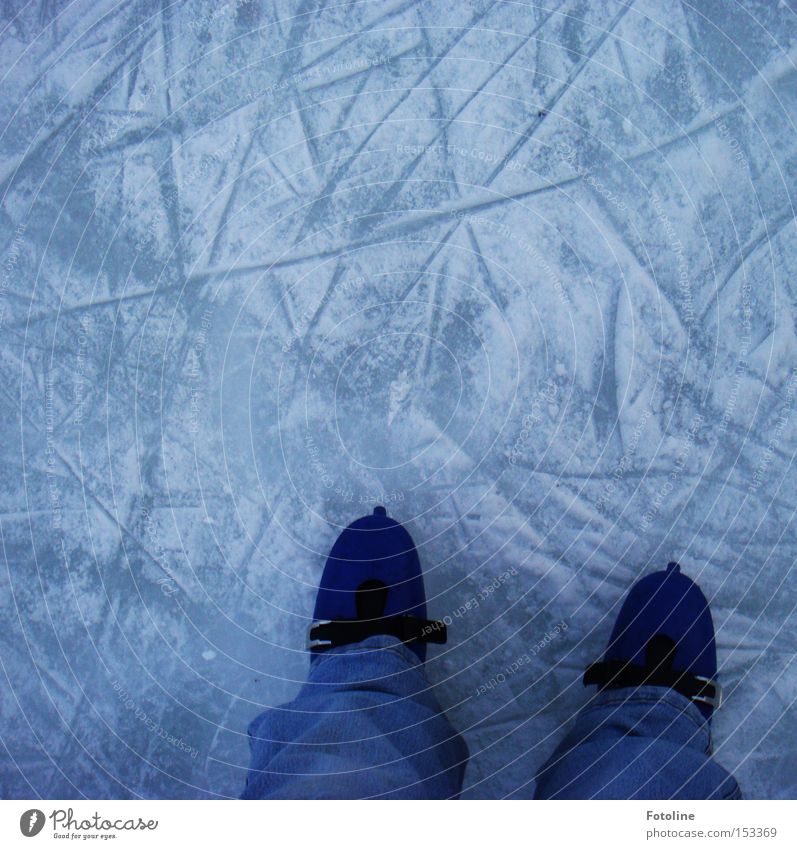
left=308, top=506, right=446, bottom=662
left=584, top=562, right=721, bottom=720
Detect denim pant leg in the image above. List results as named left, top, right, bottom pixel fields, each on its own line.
left=534, top=686, right=741, bottom=799
left=241, top=635, right=469, bottom=799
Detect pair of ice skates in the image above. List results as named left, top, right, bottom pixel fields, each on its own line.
left=309, top=506, right=720, bottom=719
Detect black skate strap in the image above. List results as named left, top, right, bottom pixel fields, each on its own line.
left=309, top=615, right=447, bottom=651
left=583, top=659, right=721, bottom=707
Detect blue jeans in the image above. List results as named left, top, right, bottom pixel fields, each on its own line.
left=241, top=635, right=469, bottom=799
left=242, top=640, right=740, bottom=799
left=534, top=686, right=741, bottom=799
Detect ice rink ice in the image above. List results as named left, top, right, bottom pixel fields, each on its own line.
left=1, top=0, right=796, bottom=798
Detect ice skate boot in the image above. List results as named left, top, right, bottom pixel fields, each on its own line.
left=583, top=562, right=721, bottom=720
left=308, top=506, right=446, bottom=662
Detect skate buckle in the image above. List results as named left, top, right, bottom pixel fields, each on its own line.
left=691, top=676, right=722, bottom=710
left=308, top=620, right=333, bottom=650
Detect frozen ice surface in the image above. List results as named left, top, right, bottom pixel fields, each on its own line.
left=1, top=0, right=796, bottom=799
